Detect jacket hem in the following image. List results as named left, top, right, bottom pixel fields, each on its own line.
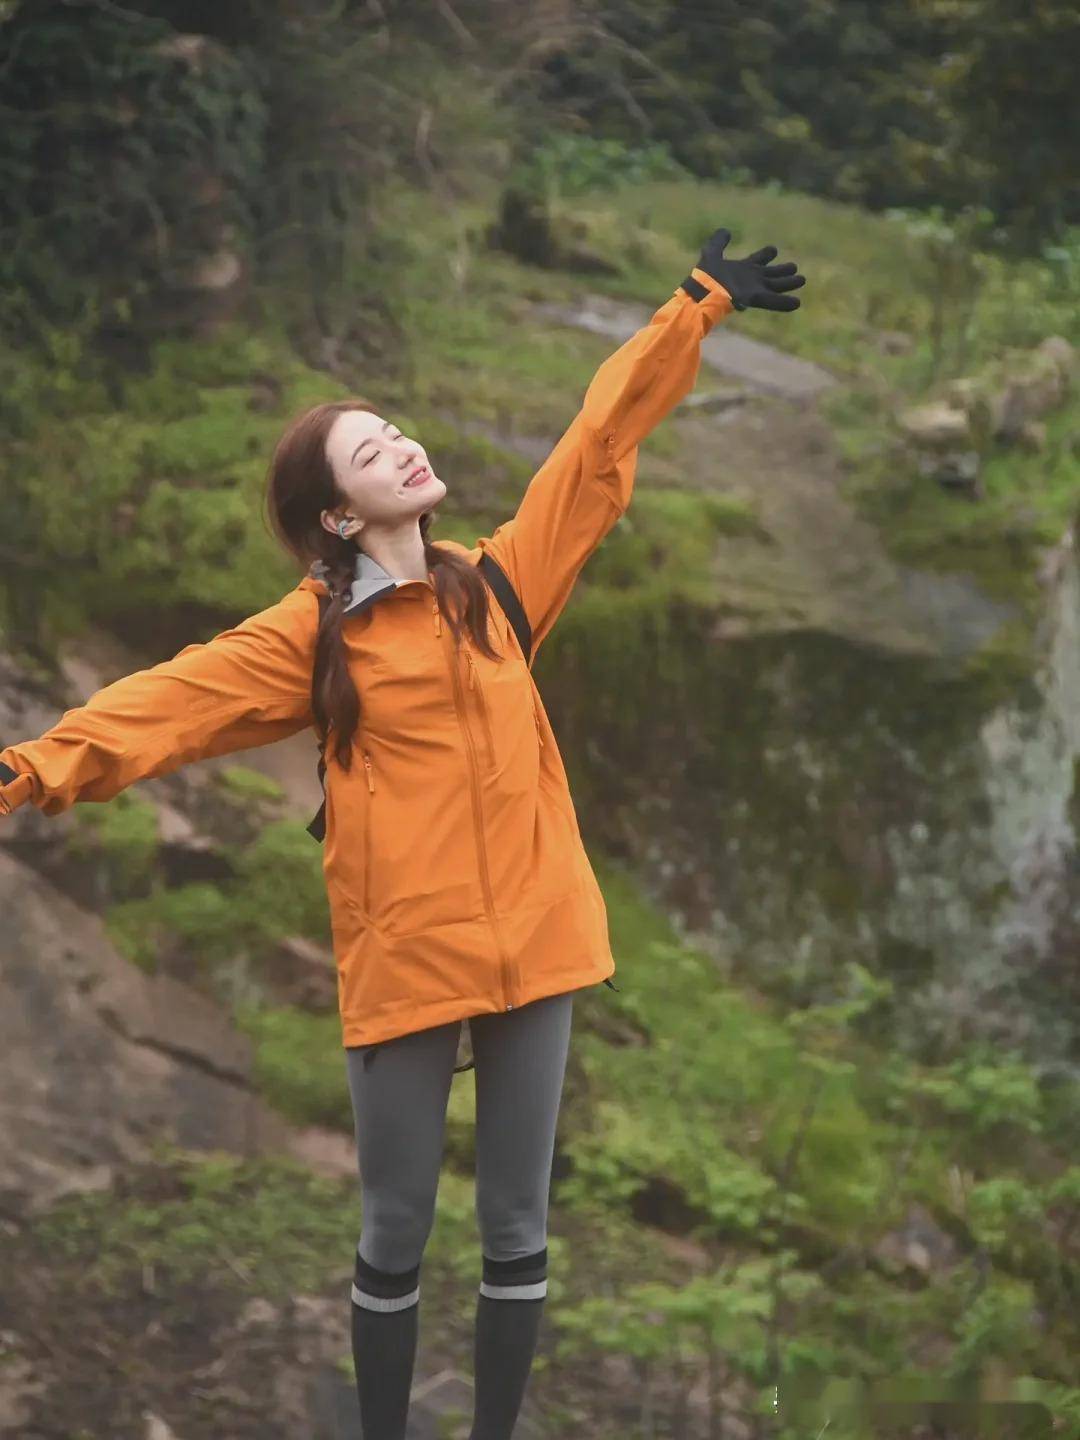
left=338, top=957, right=615, bottom=1049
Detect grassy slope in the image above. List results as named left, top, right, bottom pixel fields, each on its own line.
left=7, top=173, right=1080, bottom=1434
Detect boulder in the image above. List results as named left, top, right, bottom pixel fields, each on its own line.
left=894, top=400, right=982, bottom=494
left=255, top=933, right=338, bottom=1013
left=939, top=375, right=1004, bottom=448
left=0, top=847, right=295, bottom=1219
left=678, top=388, right=751, bottom=415
left=918, top=447, right=982, bottom=496
left=990, top=340, right=1073, bottom=441
left=894, top=331, right=1076, bottom=487
left=875, top=329, right=915, bottom=356
left=150, top=32, right=225, bottom=72
left=895, top=399, right=973, bottom=449
left=1034, top=334, right=1076, bottom=386
left=183, top=243, right=244, bottom=293
left=870, top=1201, right=961, bottom=1278
left=1018, top=418, right=1047, bottom=453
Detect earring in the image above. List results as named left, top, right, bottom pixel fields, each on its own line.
left=338, top=518, right=353, bottom=539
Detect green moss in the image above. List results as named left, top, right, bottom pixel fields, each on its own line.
left=148, top=326, right=286, bottom=389
left=29, top=1144, right=359, bottom=1302
left=65, top=791, right=160, bottom=897
left=140, top=389, right=271, bottom=478
left=226, top=819, right=332, bottom=942
left=106, top=878, right=249, bottom=972
left=960, top=613, right=1041, bottom=699
left=234, top=1005, right=352, bottom=1130
left=0, top=320, right=360, bottom=639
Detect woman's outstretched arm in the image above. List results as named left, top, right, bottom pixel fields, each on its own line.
left=472, top=226, right=802, bottom=663
left=0, top=587, right=318, bottom=817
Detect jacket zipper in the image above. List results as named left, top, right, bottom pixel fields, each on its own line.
left=464, top=648, right=497, bottom=768
left=362, top=748, right=375, bottom=915
left=438, top=601, right=514, bottom=1011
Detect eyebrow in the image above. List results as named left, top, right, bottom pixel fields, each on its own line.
left=351, top=420, right=394, bottom=466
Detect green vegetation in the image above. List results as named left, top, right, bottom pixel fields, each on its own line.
left=66, top=791, right=161, bottom=899
left=9, top=166, right=1078, bottom=1415
left=30, top=1142, right=360, bottom=1303
left=19, top=855, right=1080, bottom=1432
left=3, top=167, right=1077, bottom=655
left=105, top=815, right=331, bottom=973
left=215, top=763, right=286, bottom=804
left=233, top=1007, right=352, bottom=1131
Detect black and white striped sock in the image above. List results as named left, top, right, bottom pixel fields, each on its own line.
left=350, top=1246, right=422, bottom=1440
left=469, top=1247, right=547, bottom=1440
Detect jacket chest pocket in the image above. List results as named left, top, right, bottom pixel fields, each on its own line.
left=464, top=648, right=497, bottom=768
left=462, top=633, right=544, bottom=776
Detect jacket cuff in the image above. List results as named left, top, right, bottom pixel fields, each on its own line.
left=679, top=267, right=739, bottom=317
left=0, top=759, right=35, bottom=816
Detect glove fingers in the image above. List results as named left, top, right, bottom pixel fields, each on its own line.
left=763, top=273, right=806, bottom=294
left=742, top=244, right=777, bottom=265
left=753, top=291, right=801, bottom=312
left=761, top=261, right=798, bottom=277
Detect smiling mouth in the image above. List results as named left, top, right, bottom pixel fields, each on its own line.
left=403, top=466, right=431, bottom=488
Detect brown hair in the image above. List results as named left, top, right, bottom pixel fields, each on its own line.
left=263, top=399, right=502, bottom=772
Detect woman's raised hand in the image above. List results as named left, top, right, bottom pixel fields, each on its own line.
left=692, top=226, right=805, bottom=313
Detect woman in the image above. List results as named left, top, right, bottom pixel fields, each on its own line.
left=0, top=226, right=803, bottom=1438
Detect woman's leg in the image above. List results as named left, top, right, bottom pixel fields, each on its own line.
left=468, top=991, right=575, bottom=1440
left=345, top=1019, right=462, bottom=1440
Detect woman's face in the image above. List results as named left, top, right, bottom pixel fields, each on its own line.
left=321, top=409, right=446, bottom=540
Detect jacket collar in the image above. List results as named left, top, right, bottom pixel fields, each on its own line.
left=307, top=548, right=432, bottom=617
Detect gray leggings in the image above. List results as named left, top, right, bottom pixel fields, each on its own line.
left=344, top=990, right=574, bottom=1312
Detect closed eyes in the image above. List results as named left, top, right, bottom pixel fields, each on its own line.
left=362, top=433, right=404, bottom=466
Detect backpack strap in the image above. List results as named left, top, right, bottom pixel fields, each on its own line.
left=479, top=549, right=532, bottom=666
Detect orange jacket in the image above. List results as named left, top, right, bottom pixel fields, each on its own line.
left=1, top=268, right=735, bottom=1047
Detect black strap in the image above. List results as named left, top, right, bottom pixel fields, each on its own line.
left=0, top=762, right=18, bottom=785
left=478, top=549, right=532, bottom=665
left=365, top=1043, right=476, bottom=1074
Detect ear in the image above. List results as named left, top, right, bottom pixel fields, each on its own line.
left=321, top=508, right=350, bottom=537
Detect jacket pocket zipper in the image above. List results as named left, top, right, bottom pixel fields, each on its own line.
left=533, top=704, right=545, bottom=749
left=464, top=649, right=497, bottom=768
left=443, top=634, right=513, bottom=1009
left=362, top=748, right=375, bottom=914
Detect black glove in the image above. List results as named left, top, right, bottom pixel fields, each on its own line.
left=683, top=226, right=804, bottom=313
